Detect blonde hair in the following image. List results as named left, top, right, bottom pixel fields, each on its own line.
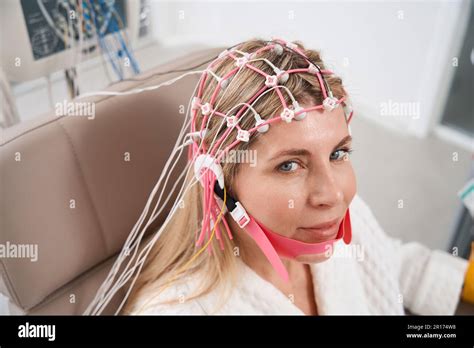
left=122, top=38, right=347, bottom=314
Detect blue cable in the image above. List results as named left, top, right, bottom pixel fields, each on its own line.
left=87, top=0, right=123, bottom=80
left=110, top=15, right=140, bottom=74
left=100, top=0, right=141, bottom=75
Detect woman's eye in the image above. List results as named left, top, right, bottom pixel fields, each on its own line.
left=278, top=161, right=300, bottom=173
left=330, top=148, right=353, bottom=161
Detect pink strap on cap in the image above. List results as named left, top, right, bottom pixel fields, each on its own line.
left=244, top=217, right=290, bottom=282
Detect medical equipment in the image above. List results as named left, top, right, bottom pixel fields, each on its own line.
left=0, top=0, right=145, bottom=83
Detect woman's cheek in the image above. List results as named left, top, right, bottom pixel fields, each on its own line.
left=339, top=163, right=357, bottom=203
left=257, top=178, right=306, bottom=234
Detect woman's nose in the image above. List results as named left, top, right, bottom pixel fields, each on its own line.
left=307, top=165, right=344, bottom=209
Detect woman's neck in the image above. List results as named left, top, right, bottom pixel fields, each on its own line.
left=229, top=217, right=319, bottom=315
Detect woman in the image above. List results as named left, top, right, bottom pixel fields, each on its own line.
left=91, top=38, right=472, bottom=315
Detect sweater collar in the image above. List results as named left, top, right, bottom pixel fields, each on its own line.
left=195, top=241, right=371, bottom=315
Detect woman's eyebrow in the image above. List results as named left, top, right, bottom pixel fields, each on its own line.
left=268, top=148, right=311, bottom=161
left=268, top=135, right=353, bottom=162
left=333, top=135, right=352, bottom=150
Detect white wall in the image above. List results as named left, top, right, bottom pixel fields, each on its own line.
left=150, top=0, right=470, bottom=138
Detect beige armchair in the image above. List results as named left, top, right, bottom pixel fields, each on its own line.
left=0, top=47, right=222, bottom=315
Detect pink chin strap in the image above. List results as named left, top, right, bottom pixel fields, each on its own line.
left=242, top=209, right=352, bottom=283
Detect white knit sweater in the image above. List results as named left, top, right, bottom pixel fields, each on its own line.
left=130, top=194, right=469, bottom=315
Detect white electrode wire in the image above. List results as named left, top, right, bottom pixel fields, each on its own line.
left=37, top=0, right=66, bottom=43
left=90, top=71, right=204, bottom=270
left=117, top=55, right=264, bottom=249
left=118, top=73, right=204, bottom=241
left=106, top=84, right=291, bottom=315
left=87, top=61, right=298, bottom=315
left=88, top=43, right=340, bottom=313
left=85, top=140, right=191, bottom=314
left=95, top=41, right=316, bottom=312
left=77, top=55, right=288, bottom=100
left=234, top=49, right=280, bottom=74
left=90, top=127, right=207, bottom=315
left=108, top=83, right=291, bottom=315
left=122, top=97, right=257, bottom=257
left=86, top=63, right=241, bottom=314
left=110, top=113, right=237, bottom=315
left=93, top=76, right=309, bottom=314
left=77, top=70, right=204, bottom=100
left=86, top=54, right=299, bottom=315
left=87, top=54, right=288, bottom=302
left=124, top=138, right=193, bottom=255
left=85, top=70, right=209, bottom=314
left=110, top=161, right=194, bottom=314
left=88, top=74, right=233, bottom=314
left=88, top=158, right=190, bottom=313
left=84, top=89, right=197, bottom=314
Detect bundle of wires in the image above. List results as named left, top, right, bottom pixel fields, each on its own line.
left=37, top=0, right=140, bottom=82
left=85, top=0, right=141, bottom=80
left=81, top=38, right=354, bottom=315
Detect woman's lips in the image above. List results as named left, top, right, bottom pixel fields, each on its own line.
left=298, top=217, right=341, bottom=242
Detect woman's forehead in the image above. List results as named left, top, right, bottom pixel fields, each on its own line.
left=252, top=106, right=349, bottom=157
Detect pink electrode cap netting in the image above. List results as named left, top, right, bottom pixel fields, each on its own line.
left=84, top=37, right=356, bottom=315
left=190, top=37, right=354, bottom=283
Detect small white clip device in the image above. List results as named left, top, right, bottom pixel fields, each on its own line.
left=237, top=129, right=250, bottom=142
left=280, top=108, right=295, bottom=123
left=230, top=202, right=250, bottom=228
left=323, top=97, right=338, bottom=112
left=265, top=75, right=278, bottom=88
left=194, top=154, right=225, bottom=189
left=201, top=102, right=213, bottom=115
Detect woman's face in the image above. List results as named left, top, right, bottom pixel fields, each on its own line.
left=232, top=103, right=357, bottom=263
